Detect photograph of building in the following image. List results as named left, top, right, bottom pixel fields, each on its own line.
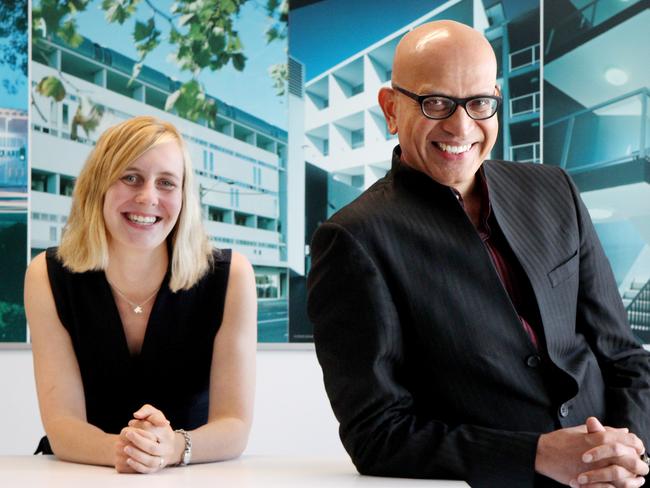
left=0, top=0, right=645, bottom=345
left=29, top=0, right=293, bottom=343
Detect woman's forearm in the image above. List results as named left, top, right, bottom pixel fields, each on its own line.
left=183, top=416, right=251, bottom=464
left=45, top=416, right=118, bottom=466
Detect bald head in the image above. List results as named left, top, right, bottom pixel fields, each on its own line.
left=378, top=20, right=500, bottom=196
left=392, top=20, right=497, bottom=93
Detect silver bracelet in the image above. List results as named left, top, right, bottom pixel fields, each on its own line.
left=174, top=429, right=192, bottom=466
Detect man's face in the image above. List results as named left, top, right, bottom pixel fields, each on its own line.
left=387, top=54, right=499, bottom=192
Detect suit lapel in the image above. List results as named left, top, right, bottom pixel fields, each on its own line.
left=482, top=161, right=555, bottom=349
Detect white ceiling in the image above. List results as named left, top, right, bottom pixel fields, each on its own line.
left=583, top=181, right=650, bottom=222
left=544, top=9, right=650, bottom=112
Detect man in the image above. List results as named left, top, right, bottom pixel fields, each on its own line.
left=307, top=21, right=650, bottom=487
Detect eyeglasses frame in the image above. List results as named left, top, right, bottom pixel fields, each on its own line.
left=392, top=84, right=502, bottom=121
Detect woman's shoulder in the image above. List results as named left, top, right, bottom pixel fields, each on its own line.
left=210, top=248, right=252, bottom=273
left=229, top=250, right=253, bottom=276
left=204, top=249, right=253, bottom=287
left=25, top=250, right=48, bottom=286
left=24, top=250, right=59, bottom=330
left=225, top=251, right=254, bottom=296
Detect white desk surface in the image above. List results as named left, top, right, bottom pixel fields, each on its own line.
left=0, top=455, right=469, bottom=487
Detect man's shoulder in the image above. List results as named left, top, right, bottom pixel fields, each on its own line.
left=326, top=174, right=394, bottom=232
left=485, top=159, right=565, bottom=176
left=484, top=160, right=571, bottom=192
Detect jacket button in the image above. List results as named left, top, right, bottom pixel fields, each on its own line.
left=559, top=403, right=570, bottom=418
left=526, top=355, right=541, bottom=368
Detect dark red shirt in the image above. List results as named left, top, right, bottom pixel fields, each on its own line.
left=454, top=171, right=542, bottom=349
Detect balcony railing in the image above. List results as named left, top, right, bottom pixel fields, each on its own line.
left=544, top=88, right=649, bottom=173
left=510, top=91, right=540, bottom=117
left=546, top=0, right=643, bottom=55
left=510, top=141, right=540, bottom=163
left=509, top=44, right=540, bottom=72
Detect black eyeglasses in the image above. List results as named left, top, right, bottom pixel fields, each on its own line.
left=392, top=84, right=501, bottom=120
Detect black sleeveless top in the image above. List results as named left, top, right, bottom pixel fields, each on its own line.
left=42, top=247, right=231, bottom=439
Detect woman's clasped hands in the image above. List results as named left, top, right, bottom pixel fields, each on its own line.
left=115, top=404, right=184, bottom=473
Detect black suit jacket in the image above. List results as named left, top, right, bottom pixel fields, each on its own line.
left=307, top=147, right=650, bottom=487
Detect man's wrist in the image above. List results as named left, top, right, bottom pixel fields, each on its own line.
left=534, top=433, right=550, bottom=476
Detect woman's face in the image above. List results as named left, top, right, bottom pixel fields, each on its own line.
left=103, top=140, right=184, bottom=253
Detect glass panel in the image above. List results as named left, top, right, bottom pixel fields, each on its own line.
left=566, top=94, right=641, bottom=171
left=511, top=94, right=536, bottom=116
left=543, top=119, right=569, bottom=167
left=511, top=143, right=539, bottom=162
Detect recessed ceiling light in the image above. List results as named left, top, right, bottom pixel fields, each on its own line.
left=605, top=67, right=628, bottom=86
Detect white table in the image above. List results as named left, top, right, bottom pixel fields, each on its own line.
left=0, top=455, right=469, bottom=487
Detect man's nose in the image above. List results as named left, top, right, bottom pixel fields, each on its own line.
left=134, top=181, right=158, bottom=206
left=440, top=105, right=475, bottom=137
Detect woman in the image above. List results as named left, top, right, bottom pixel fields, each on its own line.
left=24, top=116, right=257, bottom=473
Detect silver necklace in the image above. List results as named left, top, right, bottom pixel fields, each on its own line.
left=108, top=280, right=161, bottom=314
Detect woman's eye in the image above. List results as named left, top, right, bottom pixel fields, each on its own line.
left=122, top=174, right=138, bottom=184
left=158, top=180, right=176, bottom=189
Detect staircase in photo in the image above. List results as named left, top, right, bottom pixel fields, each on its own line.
left=624, top=279, right=650, bottom=344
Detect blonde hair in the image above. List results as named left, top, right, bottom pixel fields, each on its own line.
left=58, top=116, right=214, bottom=291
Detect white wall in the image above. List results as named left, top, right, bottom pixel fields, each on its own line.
left=0, top=349, right=347, bottom=457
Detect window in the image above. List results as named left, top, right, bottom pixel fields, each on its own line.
left=60, top=175, right=75, bottom=196
left=208, top=206, right=225, bottom=222
left=351, top=83, right=364, bottom=96
left=234, top=212, right=254, bottom=227
left=257, top=216, right=276, bottom=231
left=31, top=170, right=54, bottom=193
left=351, top=128, right=364, bottom=149
left=256, top=273, right=280, bottom=299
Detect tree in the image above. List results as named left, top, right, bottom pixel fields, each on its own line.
left=32, top=0, right=288, bottom=132
left=0, top=0, right=28, bottom=95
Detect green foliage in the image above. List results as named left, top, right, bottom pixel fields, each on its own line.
left=31, top=0, right=287, bottom=129
left=0, top=301, right=26, bottom=343
left=0, top=0, right=28, bottom=93
left=71, top=98, right=105, bottom=141
left=166, top=80, right=217, bottom=126
left=0, top=219, right=27, bottom=342
left=0, top=303, right=25, bottom=339
left=58, top=19, right=83, bottom=47
left=36, top=75, right=66, bottom=101
left=268, top=62, right=288, bottom=96
left=169, top=0, right=247, bottom=75
left=132, top=17, right=161, bottom=79
left=102, top=0, right=140, bottom=25
left=32, top=0, right=90, bottom=43
left=265, top=0, right=288, bottom=43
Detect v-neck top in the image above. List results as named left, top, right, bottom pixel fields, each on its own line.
left=45, top=247, right=231, bottom=435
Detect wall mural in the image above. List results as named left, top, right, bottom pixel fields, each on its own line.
left=0, top=0, right=647, bottom=346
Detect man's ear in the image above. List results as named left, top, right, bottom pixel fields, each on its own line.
left=378, top=87, right=398, bottom=135
left=495, top=84, right=502, bottom=97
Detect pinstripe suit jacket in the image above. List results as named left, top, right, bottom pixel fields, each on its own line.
left=307, top=146, right=650, bottom=487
